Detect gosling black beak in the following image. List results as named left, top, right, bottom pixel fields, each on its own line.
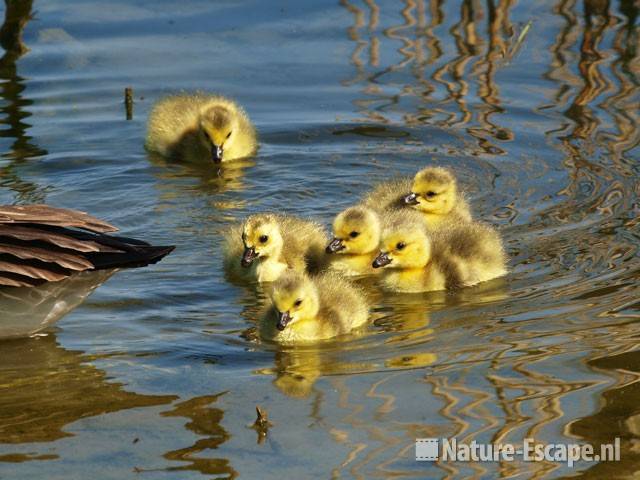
left=212, top=144, right=224, bottom=164
left=372, top=252, right=392, bottom=268
left=277, top=311, right=292, bottom=331
left=403, top=192, right=419, bottom=205
left=326, top=238, right=345, bottom=254
left=241, top=247, right=258, bottom=267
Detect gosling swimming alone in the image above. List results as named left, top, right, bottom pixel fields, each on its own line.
left=223, top=213, right=327, bottom=283
left=372, top=215, right=507, bottom=293
left=260, top=270, right=369, bottom=343
left=146, top=93, right=257, bottom=164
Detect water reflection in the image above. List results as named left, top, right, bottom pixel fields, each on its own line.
left=0, top=0, right=48, bottom=202
left=340, top=0, right=523, bottom=153
left=159, top=393, right=237, bottom=478
left=0, top=334, right=176, bottom=447
left=570, top=349, right=640, bottom=478
left=0, top=0, right=638, bottom=478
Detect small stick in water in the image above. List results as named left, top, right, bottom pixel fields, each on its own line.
left=252, top=405, right=273, bottom=444
left=124, top=87, right=134, bottom=120
left=504, top=20, right=533, bottom=65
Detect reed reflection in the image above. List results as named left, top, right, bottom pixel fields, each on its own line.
left=340, top=0, right=518, bottom=153
left=0, top=0, right=48, bottom=202
left=539, top=0, right=640, bottom=227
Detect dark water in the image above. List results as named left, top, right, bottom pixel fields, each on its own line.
left=0, top=0, right=639, bottom=478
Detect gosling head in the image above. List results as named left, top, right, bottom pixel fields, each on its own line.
left=404, top=166, right=459, bottom=216
left=270, top=271, right=320, bottom=331
left=199, top=105, right=238, bottom=163
left=327, top=207, right=381, bottom=255
left=241, top=214, right=283, bottom=268
left=373, top=221, right=431, bottom=270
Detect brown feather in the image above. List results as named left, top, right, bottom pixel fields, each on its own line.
left=0, top=260, right=69, bottom=282
left=0, top=205, right=118, bottom=233
left=0, top=273, right=40, bottom=288
left=0, top=225, right=109, bottom=253
left=0, top=243, right=94, bottom=271
left=0, top=205, right=174, bottom=289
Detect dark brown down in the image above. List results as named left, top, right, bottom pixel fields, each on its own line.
left=0, top=205, right=174, bottom=288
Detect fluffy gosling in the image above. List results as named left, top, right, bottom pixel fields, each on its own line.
left=361, top=178, right=414, bottom=213
left=403, top=166, right=472, bottom=226
left=223, top=214, right=327, bottom=283
left=146, top=93, right=257, bottom=164
left=326, top=206, right=383, bottom=276
left=372, top=216, right=506, bottom=293
left=260, top=271, right=368, bottom=343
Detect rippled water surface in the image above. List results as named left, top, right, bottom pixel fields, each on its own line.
left=1, top=0, right=639, bottom=478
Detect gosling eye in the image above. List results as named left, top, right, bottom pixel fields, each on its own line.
left=259, top=235, right=269, bottom=243
left=396, top=242, right=406, bottom=250
left=425, top=191, right=437, bottom=198
left=294, top=299, right=302, bottom=307
left=349, top=231, right=359, bottom=238
left=226, top=131, right=232, bottom=139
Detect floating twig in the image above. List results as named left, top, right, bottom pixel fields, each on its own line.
left=251, top=405, right=273, bottom=444
left=504, top=20, right=533, bottom=65
left=124, top=86, right=134, bottom=120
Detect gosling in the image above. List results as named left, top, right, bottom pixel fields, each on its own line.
left=260, top=270, right=368, bottom=343
left=372, top=216, right=506, bottom=293
left=223, top=213, right=327, bottom=283
left=326, top=206, right=384, bottom=276
left=360, top=178, right=415, bottom=212
left=325, top=176, right=415, bottom=276
left=402, top=166, right=472, bottom=226
left=146, top=93, right=257, bottom=164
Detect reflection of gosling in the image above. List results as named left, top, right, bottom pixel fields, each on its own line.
left=146, top=93, right=257, bottom=164
left=223, top=214, right=327, bottom=283
left=326, top=206, right=383, bottom=276
left=372, top=216, right=506, bottom=293
left=403, top=166, right=472, bottom=226
left=261, top=271, right=368, bottom=343
left=272, top=350, right=322, bottom=398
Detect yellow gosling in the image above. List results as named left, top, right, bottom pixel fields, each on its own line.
left=403, top=166, right=472, bottom=226
left=326, top=178, right=414, bottom=277
left=223, top=214, right=327, bottom=283
left=361, top=178, right=414, bottom=212
left=325, top=206, right=382, bottom=276
left=146, top=93, right=257, bottom=164
left=260, top=271, right=369, bottom=344
left=372, top=216, right=507, bottom=293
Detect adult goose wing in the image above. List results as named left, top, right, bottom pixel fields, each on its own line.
left=0, top=205, right=174, bottom=288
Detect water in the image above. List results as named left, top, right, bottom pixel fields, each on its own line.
left=0, top=0, right=639, bottom=478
